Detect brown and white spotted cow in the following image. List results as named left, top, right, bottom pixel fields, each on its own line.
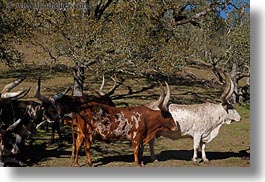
left=72, top=84, right=177, bottom=167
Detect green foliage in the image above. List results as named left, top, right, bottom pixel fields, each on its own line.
left=227, top=21, right=250, bottom=72
left=0, top=0, right=250, bottom=78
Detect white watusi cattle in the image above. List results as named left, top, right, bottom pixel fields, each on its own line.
left=146, top=72, right=241, bottom=163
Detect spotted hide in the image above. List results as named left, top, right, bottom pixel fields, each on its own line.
left=73, top=102, right=177, bottom=167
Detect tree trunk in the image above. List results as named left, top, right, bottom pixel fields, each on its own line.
left=230, top=63, right=238, bottom=104
left=73, top=64, right=85, bottom=96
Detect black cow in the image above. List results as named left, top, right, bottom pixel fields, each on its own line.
left=0, top=78, right=36, bottom=166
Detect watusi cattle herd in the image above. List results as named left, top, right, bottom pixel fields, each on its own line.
left=0, top=71, right=243, bottom=167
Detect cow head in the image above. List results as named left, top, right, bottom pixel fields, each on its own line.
left=156, top=82, right=176, bottom=131
left=34, top=77, right=67, bottom=123
left=146, top=81, right=174, bottom=126
left=219, top=71, right=241, bottom=124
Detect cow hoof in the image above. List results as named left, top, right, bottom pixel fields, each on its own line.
left=18, top=161, right=27, bottom=166
left=151, top=156, right=159, bottom=162
left=73, top=163, right=79, bottom=167
left=193, top=161, right=200, bottom=165
left=203, top=159, right=210, bottom=164
left=135, top=162, right=143, bottom=167
left=192, top=159, right=200, bottom=165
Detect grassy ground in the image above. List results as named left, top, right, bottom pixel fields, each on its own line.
left=23, top=111, right=249, bottom=167
left=0, top=56, right=250, bottom=167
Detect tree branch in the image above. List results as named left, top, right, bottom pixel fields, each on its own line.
left=173, top=2, right=227, bottom=27
left=95, top=0, right=113, bottom=21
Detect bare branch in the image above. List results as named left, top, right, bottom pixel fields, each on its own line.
left=95, top=0, right=113, bottom=21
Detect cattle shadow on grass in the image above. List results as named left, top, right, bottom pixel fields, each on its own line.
left=18, top=142, right=73, bottom=166
left=91, top=141, right=154, bottom=166
left=155, top=149, right=250, bottom=163
left=89, top=148, right=250, bottom=166
left=93, top=154, right=153, bottom=167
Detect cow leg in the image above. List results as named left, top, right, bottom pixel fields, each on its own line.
left=0, top=147, right=3, bottom=167
left=139, top=143, right=145, bottom=166
left=192, top=134, right=201, bottom=163
left=45, top=122, right=49, bottom=132
left=54, top=122, right=62, bottom=145
left=132, top=138, right=142, bottom=167
left=84, top=133, right=93, bottom=167
left=133, top=143, right=141, bottom=167
left=73, top=131, right=83, bottom=167
left=71, top=141, right=75, bottom=161
left=51, top=124, right=55, bottom=144
left=50, top=122, right=62, bottom=145
left=71, top=132, right=76, bottom=161
left=201, top=142, right=209, bottom=163
left=149, top=138, right=158, bottom=162
left=71, top=116, right=76, bottom=161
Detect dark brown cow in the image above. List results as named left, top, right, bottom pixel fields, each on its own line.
left=34, top=76, right=117, bottom=118
left=34, top=76, right=117, bottom=145
left=72, top=87, right=177, bottom=167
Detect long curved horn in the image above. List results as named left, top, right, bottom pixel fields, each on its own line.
left=0, top=77, right=30, bottom=100
left=163, top=81, right=170, bottom=109
left=53, top=86, right=72, bottom=101
left=157, top=81, right=165, bottom=107
left=226, top=74, right=234, bottom=100
left=98, top=74, right=118, bottom=96
left=7, top=119, right=22, bottom=132
left=106, top=74, right=118, bottom=96
left=1, top=77, right=26, bottom=94
left=1, top=87, right=31, bottom=100
left=159, top=81, right=170, bottom=112
left=98, top=75, right=105, bottom=96
left=34, top=77, right=50, bottom=103
left=220, top=71, right=234, bottom=105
